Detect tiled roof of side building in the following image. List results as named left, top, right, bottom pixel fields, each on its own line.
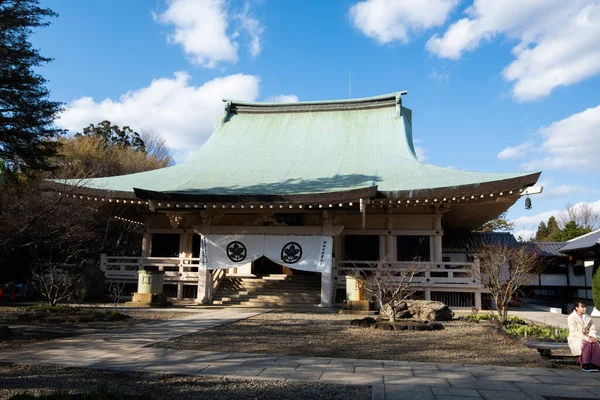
left=442, top=232, right=519, bottom=250
left=528, top=242, right=569, bottom=257
left=559, top=229, right=600, bottom=252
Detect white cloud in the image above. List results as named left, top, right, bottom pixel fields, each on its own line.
left=511, top=199, right=600, bottom=239
left=497, top=142, right=533, bottom=160
left=520, top=104, right=600, bottom=171
left=57, top=72, right=260, bottom=154
left=428, top=70, right=450, bottom=83
left=426, top=1, right=600, bottom=101
left=538, top=185, right=583, bottom=199
left=234, top=3, right=264, bottom=57
left=155, top=0, right=264, bottom=68
left=265, top=94, right=299, bottom=103
left=415, top=146, right=427, bottom=161
left=511, top=209, right=559, bottom=240
left=349, top=0, right=459, bottom=44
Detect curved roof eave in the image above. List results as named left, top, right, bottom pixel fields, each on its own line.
left=46, top=90, right=542, bottom=206
left=379, top=172, right=541, bottom=199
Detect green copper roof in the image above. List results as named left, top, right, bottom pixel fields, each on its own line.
left=60, top=92, right=539, bottom=199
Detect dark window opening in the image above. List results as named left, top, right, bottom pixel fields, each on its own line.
left=192, top=234, right=200, bottom=258
left=397, top=236, right=430, bottom=262
left=344, top=235, right=379, bottom=261
left=151, top=234, right=180, bottom=257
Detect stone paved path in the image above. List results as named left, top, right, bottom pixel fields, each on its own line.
left=2, top=308, right=600, bottom=400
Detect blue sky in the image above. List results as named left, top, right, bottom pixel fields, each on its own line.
left=34, top=0, right=600, bottom=238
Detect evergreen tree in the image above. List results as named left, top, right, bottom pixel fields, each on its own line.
left=533, top=221, right=548, bottom=241
left=477, top=211, right=514, bottom=232
left=76, top=120, right=145, bottom=152
left=0, top=0, right=64, bottom=173
left=546, top=216, right=560, bottom=241
left=553, top=221, right=591, bottom=242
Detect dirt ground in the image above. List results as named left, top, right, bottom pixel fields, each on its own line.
left=153, top=310, right=550, bottom=368
left=0, top=305, right=195, bottom=350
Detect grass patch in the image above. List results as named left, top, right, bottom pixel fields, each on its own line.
left=459, top=313, right=498, bottom=322
left=9, top=306, right=130, bottom=324
left=9, top=385, right=150, bottom=400
left=505, top=324, right=569, bottom=340
left=10, top=392, right=150, bottom=399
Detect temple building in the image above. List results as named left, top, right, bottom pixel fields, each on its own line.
left=54, top=92, right=541, bottom=308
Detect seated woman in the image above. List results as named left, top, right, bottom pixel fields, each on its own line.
left=568, top=300, right=600, bottom=372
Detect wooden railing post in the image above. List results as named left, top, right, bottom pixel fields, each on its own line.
left=100, top=254, right=107, bottom=272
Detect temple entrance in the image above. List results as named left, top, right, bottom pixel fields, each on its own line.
left=251, top=256, right=315, bottom=276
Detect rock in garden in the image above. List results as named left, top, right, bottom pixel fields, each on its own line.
left=360, top=319, right=375, bottom=328
left=428, top=322, right=444, bottom=331
left=414, top=324, right=433, bottom=331
left=375, top=324, right=394, bottom=331
left=0, top=325, right=13, bottom=338
left=382, top=302, right=411, bottom=320
left=404, top=300, right=454, bottom=321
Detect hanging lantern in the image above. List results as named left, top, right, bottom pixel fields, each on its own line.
left=525, top=196, right=532, bottom=210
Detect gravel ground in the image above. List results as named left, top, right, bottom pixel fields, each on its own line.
left=0, top=363, right=371, bottom=400
left=0, top=306, right=199, bottom=350
left=154, top=310, right=546, bottom=368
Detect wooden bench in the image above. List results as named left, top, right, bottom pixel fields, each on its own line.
left=524, top=342, right=577, bottom=368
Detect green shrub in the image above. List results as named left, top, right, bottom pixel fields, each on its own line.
left=107, top=311, right=129, bottom=321
left=460, top=313, right=498, bottom=322
left=9, top=386, right=150, bottom=399
left=593, top=261, right=600, bottom=311
left=18, top=305, right=74, bottom=314
left=505, top=324, right=568, bottom=340
left=506, top=315, right=526, bottom=325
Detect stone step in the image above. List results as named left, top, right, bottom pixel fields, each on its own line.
left=213, top=293, right=320, bottom=302
left=213, top=274, right=321, bottom=307
left=228, top=302, right=320, bottom=308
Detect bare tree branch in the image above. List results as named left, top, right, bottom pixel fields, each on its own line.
left=471, top=243, right=544, bottom=323
left=349, top=259, right=433, bottom=322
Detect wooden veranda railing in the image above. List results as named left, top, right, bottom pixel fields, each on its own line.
left=335, top=260, right=483, bottom=287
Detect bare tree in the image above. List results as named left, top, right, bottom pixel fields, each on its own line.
left=472, top=243, right=544, bottom=324
left=351, top=259, right=430, bottom=322
left=108, top=280, right=126, bottom=309
left=30, top=264, right=80, bottom=306
left=560, top=203, right=600, bottom=230
left=139, top=128, right=173, bottom=166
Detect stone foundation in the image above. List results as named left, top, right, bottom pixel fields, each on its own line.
left=125, top=292, right=168, bottom=307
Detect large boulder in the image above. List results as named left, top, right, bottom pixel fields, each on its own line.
left=382, top=301, right=411, bottom=320
left=404, top=300, right=454, bottom=321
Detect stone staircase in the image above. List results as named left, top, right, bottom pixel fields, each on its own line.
left=212, top=274, right=321, bottom=307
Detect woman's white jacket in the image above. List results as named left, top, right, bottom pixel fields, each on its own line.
left=568, top=310, right=596, bottom=356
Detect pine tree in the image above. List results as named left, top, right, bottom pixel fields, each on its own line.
left=0, top=0, right=63, bottom=174
left=552, top=221, right=591, bottom=242
left=533, top=221, right=548, bottom=241
left=546, top=216, right=560, bottom=241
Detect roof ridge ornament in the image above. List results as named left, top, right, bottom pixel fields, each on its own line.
left=396, top=91, right=407, bottom=117
left=223, top=100, right=232, bottom=123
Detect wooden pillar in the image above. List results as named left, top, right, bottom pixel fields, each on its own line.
left=178, top=232, right=192, bottom=301
left=474, top=258, right=482, bottom=309
left=385, top=208, right=396, bottom=261
left=428, top=214, right=443, bottom=302
left=321, top=211, right=333, bottom=307
left=142, top=232, right=152, bottom=258
left=196, top=211, right=212, bottom=304
left=332, top=234, right=343, bottom=304
left=432, top=215, right=442, bottom=263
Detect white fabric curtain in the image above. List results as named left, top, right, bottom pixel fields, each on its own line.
left=202, top=234, right=332, bottom=273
